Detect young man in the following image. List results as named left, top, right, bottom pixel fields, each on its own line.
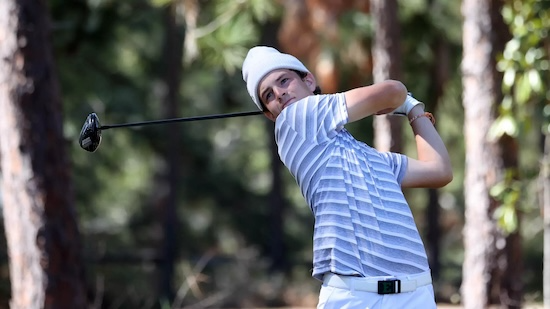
left=242, top=46, right=452, bottom=308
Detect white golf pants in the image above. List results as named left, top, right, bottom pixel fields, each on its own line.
left=318, top=273, right=437, bottom=309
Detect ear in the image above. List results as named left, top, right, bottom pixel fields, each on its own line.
left=263, top=110, right=277, bottom=122
left=303, top=72, right=317, bottom=92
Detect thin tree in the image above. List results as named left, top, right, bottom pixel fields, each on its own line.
left=155, top=3, right=185, bottom=304
left=258, top=18, right=289, bottom=272
left=424, top=21, right=451, bottom=285
left=371, top=0, right=403, bottom=153
left=461, top=0, right=511, bottom=307
left=543, top=139, right=550, bottom=309
left=0, top=0, right=87, bottom=308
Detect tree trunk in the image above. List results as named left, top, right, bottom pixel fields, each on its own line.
left=489, top=2, right=522, bottom=306
left=155, top=3, right=184, bottom=303
left=425, top=35, right=450, bottom=282
left=461, top=0, right=503, bottom=307
left=265, top=120, right=287, bottom=271
left=541, top=132, right=550, bottom=309
left=496, top=135, right=522, bottom=309
left=0, top=0, right=86, bottom=308
left=261, top=19, right=287, bottom=272
left=370, top=0, right=403, bottom=153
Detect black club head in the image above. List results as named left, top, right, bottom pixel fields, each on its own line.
left=79, top=113, right=102, bottom=152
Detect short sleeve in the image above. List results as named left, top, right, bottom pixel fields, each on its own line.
left=275, top=93, right=348, bottom=144
left=379, top=152, right=409, bottom=184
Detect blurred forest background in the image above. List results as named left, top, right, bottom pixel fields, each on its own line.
left=0, top=0, right=548, bottom=308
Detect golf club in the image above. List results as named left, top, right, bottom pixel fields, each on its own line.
left=78, top=110, right=263, bottom=152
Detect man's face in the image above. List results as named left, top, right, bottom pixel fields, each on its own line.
left=258, top=69, right=316, bottom=121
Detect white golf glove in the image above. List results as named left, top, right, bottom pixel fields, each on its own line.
left=391, top=93, right=425, bottom=116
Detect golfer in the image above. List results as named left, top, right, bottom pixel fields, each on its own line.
left=242, top=46, right=452, bottom=308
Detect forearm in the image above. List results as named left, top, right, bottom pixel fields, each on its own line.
left=405, top=105, right=453, bottom=187
left=345, top=80, right=407, bottom=123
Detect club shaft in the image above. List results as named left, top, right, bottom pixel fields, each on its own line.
left=99, top=111, right=262, bottom=130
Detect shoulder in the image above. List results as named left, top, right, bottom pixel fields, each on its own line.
left=278, top=93, right=346, bottom=122
left=275, top=93, right=348, bottom=142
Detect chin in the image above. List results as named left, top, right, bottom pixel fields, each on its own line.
left=283, top=102, right=296, bottom=110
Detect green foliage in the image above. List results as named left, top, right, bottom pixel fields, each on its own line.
left=45, top=0, right=322, bottom=306
left=400, top=0, right=463, bottom=107
left=491, top=0, right=550, bottom=235
left=198, top=13, right=258, bottom=73
left=401, top=0, right=463, bottom=44
left=496, top=0, right=550, bottom=131
left=185, top=0, right=281, bottom=73
left=149, top=0, right=172, bottom=8
left=0, top=0, right=531, bottom=306
left=490, top=170, right=522, bottom=234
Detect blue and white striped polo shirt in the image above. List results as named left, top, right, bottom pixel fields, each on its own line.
left=274, top=93, right=430, bottom=281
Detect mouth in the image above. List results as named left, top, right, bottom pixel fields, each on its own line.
left=282, top=98, right=295, bottom=110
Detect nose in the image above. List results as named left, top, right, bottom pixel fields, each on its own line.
left=274, top=87, right=286, bottom=102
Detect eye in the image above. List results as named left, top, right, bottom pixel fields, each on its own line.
left=265, top=91, right=274, bottom=102
left=280, top=77, right=289, bottom=85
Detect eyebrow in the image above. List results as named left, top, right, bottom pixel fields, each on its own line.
left=260, top=73, right=287, bottom=101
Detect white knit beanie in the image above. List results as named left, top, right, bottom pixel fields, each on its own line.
left=242, top=46, right=309, bottom=111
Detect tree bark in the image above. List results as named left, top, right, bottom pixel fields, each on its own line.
left=543, top=132, right=550, bottom=309
left=155, top=3, right=185, bottom=303
left=461, top=0, right=504, bottom=307
left=425, top=35, right=450, bottom=283
left=497, top=135, right=522, bottom=309
left=0, top=0, right=86, bottom=308
left=261, top=18, right=288, bottom=272
left=370, top=0, right=403, bottom=153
